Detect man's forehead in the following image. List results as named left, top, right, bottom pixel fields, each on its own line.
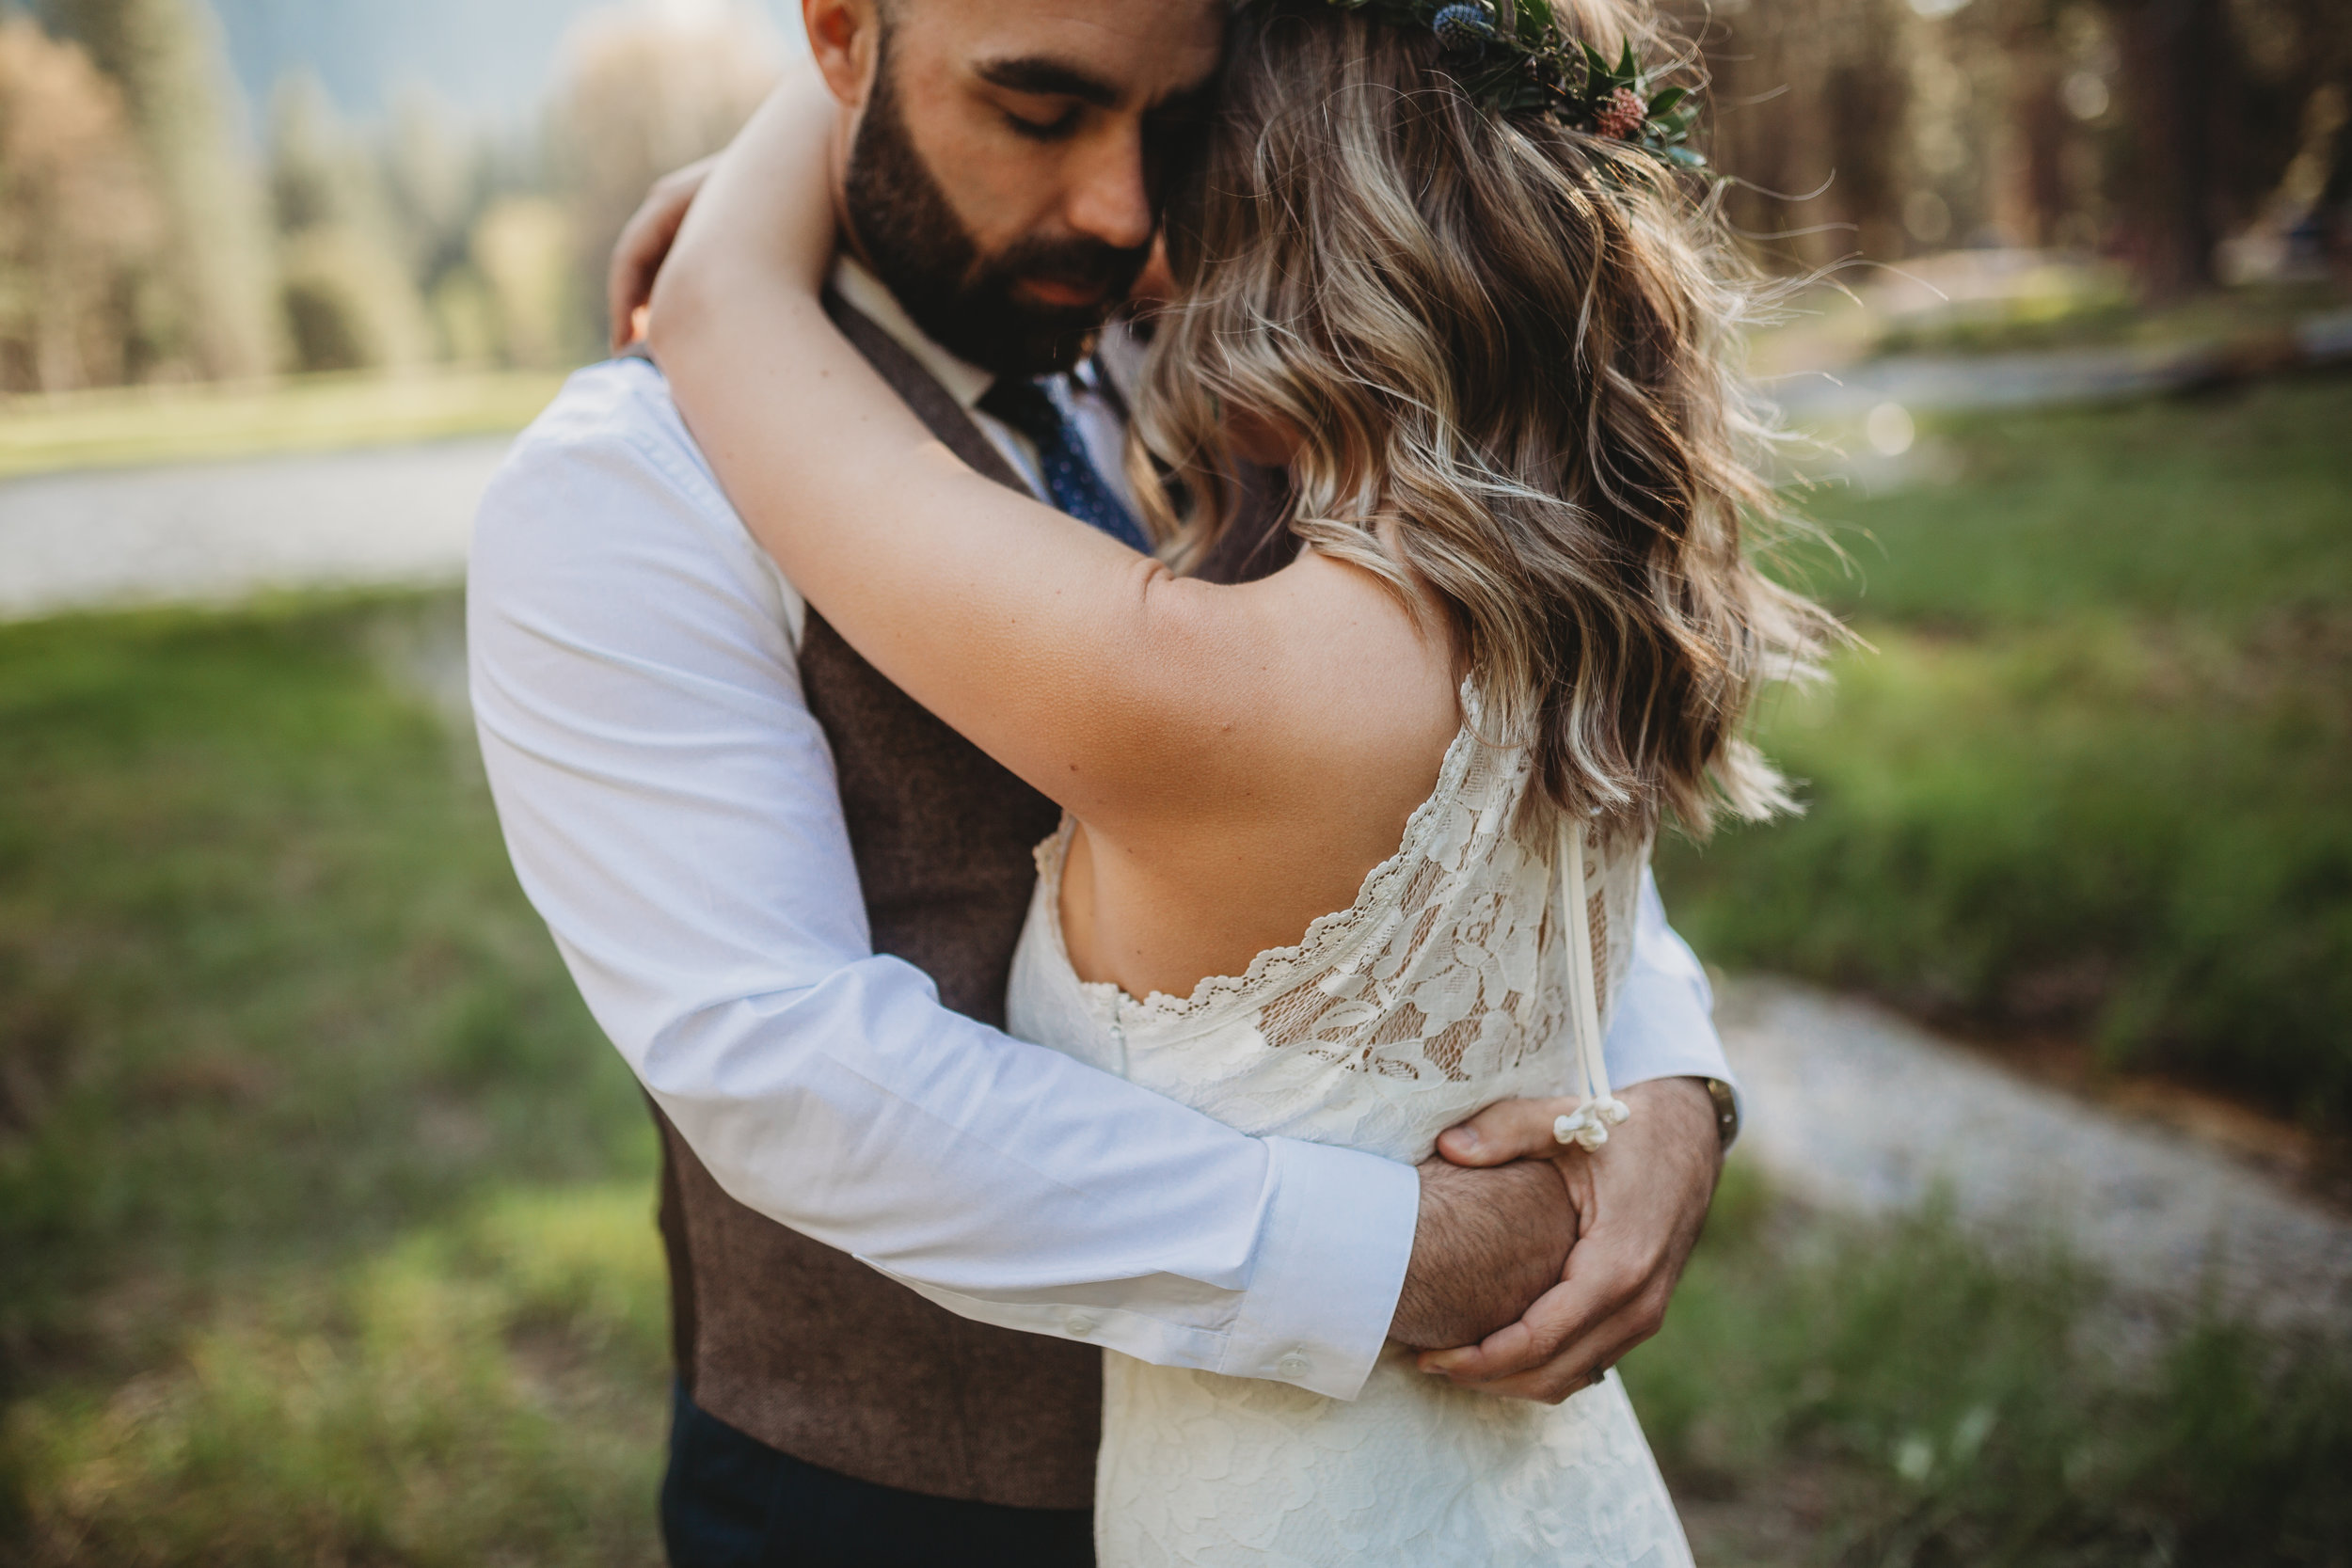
left=898, top=0, right=1226, bottom=104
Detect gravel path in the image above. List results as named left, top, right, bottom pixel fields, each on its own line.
left=0, top=436, right=509, bottom=622
left=14, top=315, right=2349, bottom=622
left=1768, top=342, right=2212, bottom=420
left=1767, top=306, right=2352, bottom=420
left=1718, top=976, right=2352, bottom=1338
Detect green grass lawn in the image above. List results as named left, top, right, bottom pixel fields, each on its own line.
left=1661, top=373, right=2352, bottom=1127
left=0, top=596, right=664, bottom=1564
left=1634, top=1169, right=2351, bottom=1567
left=2, top=592, right=2344, bottom=1564
left=0, top=368, right=569, bottom=480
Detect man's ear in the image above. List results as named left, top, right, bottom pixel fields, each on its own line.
left=803, top=0, right=882, bottom=109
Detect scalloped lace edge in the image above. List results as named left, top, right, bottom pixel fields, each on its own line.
left=1031, top=688, right=1509, bottom=1028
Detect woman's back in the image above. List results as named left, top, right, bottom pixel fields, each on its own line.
left=1053, top=548, right=1463, bottom=1004
left=1009, top=688, right=1685, bottom=1567
left=1018, top=689, right=1645, bottom=1163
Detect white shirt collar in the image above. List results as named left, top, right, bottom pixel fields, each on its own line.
left=830, top=255, right=995, bottom=412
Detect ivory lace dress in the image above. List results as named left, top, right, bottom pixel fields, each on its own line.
left=1006, top=693, right=1696, bottom=1566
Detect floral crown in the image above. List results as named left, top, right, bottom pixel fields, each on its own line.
left=1315, top=0, right=1706, bottom=166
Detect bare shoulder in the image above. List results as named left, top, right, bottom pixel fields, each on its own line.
left=1138, top=546, right=1460, bottom=815
left=1062, top=546, right=1465, bottom=995
left=1260, top=547, right=1460, bottom=757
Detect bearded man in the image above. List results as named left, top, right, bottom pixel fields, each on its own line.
left=469, top=2, right=1740, bottom=1563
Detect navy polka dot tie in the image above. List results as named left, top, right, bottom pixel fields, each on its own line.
left=977, top=375, right=1152, bottom=554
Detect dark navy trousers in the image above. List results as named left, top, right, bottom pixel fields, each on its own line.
left=660, top=1384, right=1096, bottom=1568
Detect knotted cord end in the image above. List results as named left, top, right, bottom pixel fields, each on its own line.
left=1552, top=1095, right=1631, bottom=1151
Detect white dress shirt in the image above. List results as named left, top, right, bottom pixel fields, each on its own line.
left=467, top=276, right=1735, bottom=1403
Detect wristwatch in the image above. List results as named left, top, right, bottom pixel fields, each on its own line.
left=1702, top=1077, right=1740, bottom=1149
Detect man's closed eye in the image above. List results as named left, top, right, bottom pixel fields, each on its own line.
left=1005, top=106, right=1083, bottom=142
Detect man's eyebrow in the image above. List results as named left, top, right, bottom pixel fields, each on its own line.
left=974, top=55, right=1124, bottom=110
left=1149, top=82, right=1214, bottom=119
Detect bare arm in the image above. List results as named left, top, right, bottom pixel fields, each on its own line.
left=608, top=156, right=712, bottom=351
left=648, top=89, right=1411, bottom=844
left=1393, top=1157, right=1579, bottom=1349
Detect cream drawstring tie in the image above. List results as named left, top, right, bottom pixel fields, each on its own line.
left=1553, top=817, right=1629, bottom=1151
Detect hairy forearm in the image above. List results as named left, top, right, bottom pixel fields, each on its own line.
left=1414, top=1077, right=1724, bottom=1395
left=1389, top=1158, right=1577, bottom=1349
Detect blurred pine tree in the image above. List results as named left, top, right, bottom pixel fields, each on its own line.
left=265, top=72, right=434, bottom=372
left=46, top=0, right=278, bottom=378
left=545, top=3, right=785, bottom=364
left=0, top=16, right=165, bottom=390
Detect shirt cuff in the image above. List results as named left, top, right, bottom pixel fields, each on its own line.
left=1212, top=1135, right=1420, bottom=1402
left=1606, top=960, right=1743, bottom=1133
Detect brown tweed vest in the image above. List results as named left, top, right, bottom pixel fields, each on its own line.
left=649, top=293, right=1096, bottom=1510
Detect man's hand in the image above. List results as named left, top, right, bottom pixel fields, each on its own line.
left=1389, top=1156, right=1578, bottom=1350
left=608, top=157, right=715, bottom=351
left=1416, top=1077, right=1722, bottom=1402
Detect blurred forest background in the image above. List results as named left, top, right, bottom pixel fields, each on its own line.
left=3, top=0, right=2348, bottom=1563
left=0, top=0, right=792, bottom=391
left=0, top=0, right=2345, bottom=394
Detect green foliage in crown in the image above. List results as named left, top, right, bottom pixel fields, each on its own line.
left=1314, top=0, right=1707, bottom=167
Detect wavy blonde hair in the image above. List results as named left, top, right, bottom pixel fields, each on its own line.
left=1132, top=0, right=1837, bottom=839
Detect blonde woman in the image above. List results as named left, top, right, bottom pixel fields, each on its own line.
left=649, top=0, right=1831, bottom=1559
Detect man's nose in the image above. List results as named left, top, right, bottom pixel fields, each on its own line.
left=1063, top=125, right=1155, bottom=253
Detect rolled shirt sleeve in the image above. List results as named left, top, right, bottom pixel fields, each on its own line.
left=1604, top=866, right=1740, bottom=1132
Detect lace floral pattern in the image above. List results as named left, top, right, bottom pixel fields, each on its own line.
left=1097, top=1354, right=1693, bottom=1568
left=1007, top=700, right=1688, bottom=1564
left=1017, top=702, right=1647, bottom=1166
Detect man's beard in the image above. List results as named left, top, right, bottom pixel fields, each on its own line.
left=843, top=50, right=1149, bottom=378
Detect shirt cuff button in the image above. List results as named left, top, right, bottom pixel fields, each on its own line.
left=1065, top=1312, right=1099, bottom=1338
left=1277, top=1351, right=1310, bottom=1379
